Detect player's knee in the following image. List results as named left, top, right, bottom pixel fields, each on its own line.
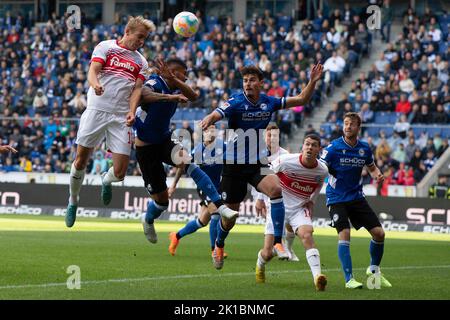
left=267, top=185, right=282, bottom=198
left=372, top=227, right=385, bottom=241
left=113, top=168, right=126, bottom=180
left=74, top=157, right=88, bottom=170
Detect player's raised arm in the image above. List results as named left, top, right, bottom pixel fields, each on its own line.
left=200, top=111, right=222, bottom=130
left=155, top=58, right=199, bottom=101
left=140, top=86, right=188, bottom=104
left=285, top=64, right=323, bottom=108
left=87, top=61, right=105, bottom=96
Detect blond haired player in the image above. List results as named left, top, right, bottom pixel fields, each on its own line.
left=65, top=16, right=155, bottom=227
left=255, top=134, right=328, bottom=291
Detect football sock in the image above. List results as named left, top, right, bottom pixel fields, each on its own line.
left=215, top=219, right=229, bottom=248
left=186, top=164, right=223, bottom=207
left=270, top=197, right=285, bottom=239
left=69, top=163, right=85, bottom=205
left=102, top=166, right=122, bottom=185
left=145, top=200, right=168, bottom=224
left=369, top=239, right=384, bottom=273
left=338, top=240, right=353, bottom=282
left=177, top=218, right=205, bottom=239
left=306, top=248, right=321, bottom=278
left=209, top=213, right=220, bottom=250
left=257, top=250, right=266, bottom=270
left=285, top=231, right=295, bottom=251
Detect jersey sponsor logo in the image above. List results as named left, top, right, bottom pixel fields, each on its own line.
left=339, top=157, right=366, bottom=166
left=109, top=56, right=136, bottom=72
left=242, top=111, right=271, bottom=120
left=290, top=181, right=314, bottom=193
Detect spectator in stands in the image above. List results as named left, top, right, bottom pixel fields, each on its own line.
left=395, top=93, right=411, bottom=114
left=423, top=150, right=437, bottom=172
left=359, top=103, right=374, bottom=124
left=432, top=104, right=448, bottom=124
left=323, top=51, right=345, bottom=87
left=393, top=114, right=410, bottom=139
left=428, top=175, right=450, bottom=199
left=409, top=148, right=426, bottom=181
left=392, top=142, right=407, bottom=163
left=436, top=138, right=448, bottom=158
left=33, top=88, right=48, bottom=116
left=412, top=104, right=431, bottom=124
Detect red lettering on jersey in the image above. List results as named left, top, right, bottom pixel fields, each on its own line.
left=277, top=172, right=319, bottom=198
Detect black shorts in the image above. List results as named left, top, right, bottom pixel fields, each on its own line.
left=220, top=164, right=268, bottom=204
left=328, top=198, right=382, bottom=233
left=135, top=138, right=183, bottom=195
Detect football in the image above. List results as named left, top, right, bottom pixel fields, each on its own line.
left=173, top=11, right=199, bottom=38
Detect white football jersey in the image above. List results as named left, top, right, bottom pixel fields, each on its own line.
left=88, top=40, right=149, bottom=114
left=271, top=153, right=328, bottom=212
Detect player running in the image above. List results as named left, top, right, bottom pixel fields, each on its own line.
left=167, top=124, right=228, bottom=258
left=66, top=16, right=155, bottom=228
left=200, top=64, right=323, bottom=270
left=321, top=112, right=392, bottom=289
left=255, top=134, right=328, bottom=291
left=134, top=58, right=238, bottom=244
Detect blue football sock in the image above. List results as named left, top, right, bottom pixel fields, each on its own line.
left=145, top=200, right=168, bottom=224
left=369, top=239, right=384, bottom=267
left=209, top=214, right=220, bottom=250
left=177, top=218, right=204, bottom=239
left=215, top=219, right=229, bottom=248
left=186, top=164, right=222, bottom=206
left=338, top=240, right=353, bottom=282
left=270, top=197, right=285, bottom=238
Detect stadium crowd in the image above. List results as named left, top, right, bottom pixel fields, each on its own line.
left=0, top=5, right=373, bottom=177
left=320, top=5, right=449, bottom=193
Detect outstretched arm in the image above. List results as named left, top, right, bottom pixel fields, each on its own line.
left=199, top=111, right=222, bottom=130
left=140, top=86, right=188, bottom=104
left=168, top=167, right=184, bottom=198
left=0, top=145, right=18, bottom=154
left=285, top=64, right=323, bottom=108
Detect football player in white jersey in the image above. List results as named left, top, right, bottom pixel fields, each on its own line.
left=255, top=133, right=329, bottom=291
left=65, top=16, right=156, bottom=228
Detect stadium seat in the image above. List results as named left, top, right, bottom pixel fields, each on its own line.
left=442, top=127, right=450, bottom=139
left=276, top=16, right=292, bottom=30
left=320, top=123, right=332, bottom=135
left=374, top=112, right=390, bottom=124
left=425, top=126, right=442, bottom=137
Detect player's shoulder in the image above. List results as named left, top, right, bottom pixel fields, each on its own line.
left=326, top=137, right=343, bottom=150
left=144, top=74, right=162, bottom=88
left=97, top=39, right=115, bottom=47
left=357, top=139, right=371, bottom=150
left=317, top=159, right=330, bottom=173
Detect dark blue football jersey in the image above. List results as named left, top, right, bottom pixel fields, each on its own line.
left=191, top=139, right=224, bottom=190
left=214, top=93, right=286, bottom=164
left=134, top=74, right=180, bottom=144
left=320, top=137, right=375, bottom=206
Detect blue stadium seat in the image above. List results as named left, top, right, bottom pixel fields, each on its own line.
left=320, top=123, right=332, bottom=135
left=367, top=127, right=380, bottom=137
left=206, top=16, right=219, bottom=33
left=442, top=127, right=450, bottom=139
left=374, top=112, right=390, bottom=124
left=390, top=113, right=400, bottom=124
left=184, top=109, right=197, bottom=121
left=276, top=16, right=292, bottom=30
left=172, top=110, right=182, bottom=121
left=412, top=127, right=424, bottom=138
left=425, top=126, right=442, bottom=137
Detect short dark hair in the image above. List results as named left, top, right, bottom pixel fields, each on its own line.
left=166, top=57, right=187, bottom=70
left=266, top=122, right=279, bottom=131
left=343, top=112, right=362, bottom=126
left=304, top=133, right=321, bottom=146
left=240, top=65, right=264, bottom=80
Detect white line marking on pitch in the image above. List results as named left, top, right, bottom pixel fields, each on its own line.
left=1, top=265, right=449, bottom=290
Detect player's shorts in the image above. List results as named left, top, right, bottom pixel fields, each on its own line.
left=197, top=188, right=211, bottom=207
left=76, top=109, right=132, bottom=155
left=221, top=164, right=268, bottom=204
left=135, top=137, right=183, bottom=195
left=328, top=198, right=382, bottom=233
left=265, top=207, right=312, bottom=235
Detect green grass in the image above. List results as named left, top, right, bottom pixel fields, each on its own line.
left=0, top=215, right=449, bottom=300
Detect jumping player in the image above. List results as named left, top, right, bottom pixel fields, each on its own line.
left=134, top=58, right=238, bottom=244
left=200, top=64, right=323, bottom=269
left=66, top=16, right=155, bottom=228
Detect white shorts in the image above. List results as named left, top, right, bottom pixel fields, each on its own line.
left=265, top=207, right=313, bottom=235
left=76, top=109, right=132, bottom=155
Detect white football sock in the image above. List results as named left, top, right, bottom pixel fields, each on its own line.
left=257, top=250, right=266, bottom=270
left=69, top=163, right=85, bottom=205
left=284, top=231, right=295, bottom=251
left=102, top=166, right=122, bottom=185
left=306, top=248, right=321, bottom=279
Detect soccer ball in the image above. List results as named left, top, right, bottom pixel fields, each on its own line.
left=173, top=11, right=199, bottom=38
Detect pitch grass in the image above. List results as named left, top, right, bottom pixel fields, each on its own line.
left=0, top=215, right=449, bottom=300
